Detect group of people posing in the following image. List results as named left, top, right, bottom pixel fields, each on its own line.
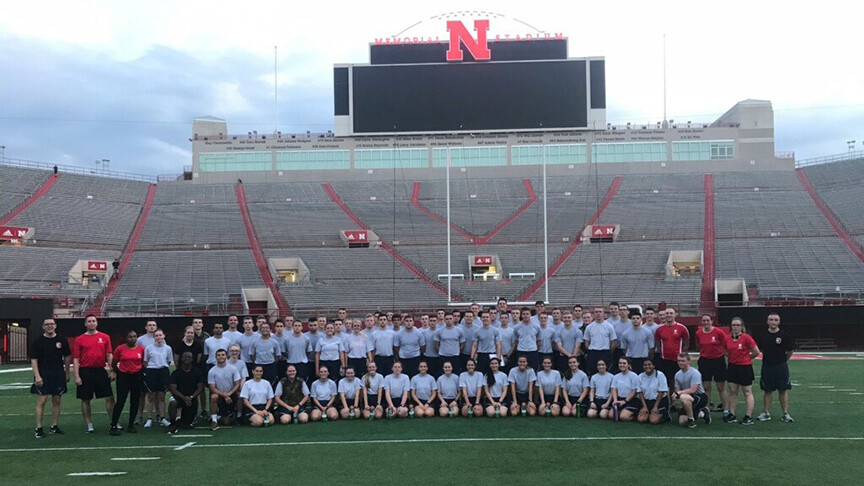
left=28, top=299, right=796, bottom=438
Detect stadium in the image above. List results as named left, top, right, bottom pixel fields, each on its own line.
left=1, top=12, right=862, bottom=484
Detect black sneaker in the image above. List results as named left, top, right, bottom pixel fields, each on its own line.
left=49, top=425, right=63, bottom=435
left=686, top=418, right=697, bottom=429
left=125, top=425, right=137, bottom=434
left=741, top=415, right=755, bottom=426
left=35, top=428, right=45, bottom=439
left=167, top=423, right=178, bottom=435
left=702, top=407, right=712, bottom=425
left=109, top=426, right=121, bottom=436
left=724, top=413, right=737, bottom=424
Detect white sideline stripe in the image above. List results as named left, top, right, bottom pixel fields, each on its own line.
left=110, top=457, right=160, bottom=461
left=0, top=368, right=30, bottom=374
left=170, top=434, right=212, bottom=438
left=2, top=436, right=863, bottom=454
left=835, top=389, right=857, bottom=391
left=849, top=393, right=864, bottom=395
left=67, top=472, right=127, bottom=476
left=174, top=442, right=195, bottom=451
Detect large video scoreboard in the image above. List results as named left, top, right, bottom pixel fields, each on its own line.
left=333, top=20, right=605, bottom=136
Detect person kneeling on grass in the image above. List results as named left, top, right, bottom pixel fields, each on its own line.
left=611, top=358, right=640, bottom=422
left=167, top=352, right=204, bottom=434
left=384, top=361, right=410, bottom=418
left=561, top=356, right=590, bottom=418
left=508, top=355, right=537, bottom=417
left=274, top=364, right=310, bottom=424
left=586, top=359, right=613, bottom=419
left=636, top=359, right=669, bottom=425
left=362, top=362, right=385, bottom=420
left=483, top=358, right=509, bottom=418
left=310, top=366, right=339, bottom=421
left=459, top=359, right=485, bottom=417
left=207, top=349, right=242, bottom=431
left=535, top=357, right=562, bottom=417
left=672, top=352, right=711, bottom=429
left=410, top=361, right=439, bottom=418
left=338, top=367, right=363, bottom=419
left=240, top=365, right=275, bottom=427
left=437, top=361, right=461, bottom=417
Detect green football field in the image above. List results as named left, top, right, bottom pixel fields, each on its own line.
left=1, top=357, right=863, bottom=485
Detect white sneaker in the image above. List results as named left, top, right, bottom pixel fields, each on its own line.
left=781, top=413, right=794, bottom=423
left=86, top=423, right=95, bottom=434
left=757, top=412, right=771, bottom=421
left=160, top=418, right=172, bottom=427
left=144, top=419, right=153, bottom=428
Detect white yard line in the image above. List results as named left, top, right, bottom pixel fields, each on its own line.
left=67, top=472, right=127, bottom=476
left=110, top=457, right=160, bottom=461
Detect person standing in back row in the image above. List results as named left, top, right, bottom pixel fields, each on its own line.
left=654, top=308, right=689, bottom=391
left=756, top=313, right=795, bottom=423
left=73, top=315, right=116, bottom=434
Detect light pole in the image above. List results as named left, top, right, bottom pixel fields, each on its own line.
left=0, top=145, right=5, bottom=161
left=847, top=140, right=856, bottom=152
left=102, top=159, right=110, bottom=173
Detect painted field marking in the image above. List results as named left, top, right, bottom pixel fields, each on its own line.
left=849, top=393, right=864, bottom=396
left=110, top=457, right=160, bottom=461
left=170, top=434, right=212, bottom=438
left=67, top=472, right=127, bottom=477
left=835, top=389, right=857, bottom=392
left=174, top=442, right=196, bottom=451
left=809, top=385, right=835, bottom=388
left=0, top=368, right=30, bottom=374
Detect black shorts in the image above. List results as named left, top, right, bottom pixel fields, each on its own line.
left=592, top=397, right=610, bottom=410
left=682, top=392, right=709, bottom=412
left=243, top=403, right=270, bottom=419
left=644, top=397, right=670, bottom=413
left=657, top=359, right=679, bottom=388
left=586, top=350, right=612, bottom=376
left=216, top=394, right=240, bottom=417
left=144, top=367, right=170, bottom=393
left=484, top=397, right=510, bottom=408
left=760, top=362, right=792, bottom=392
left=622, top=397, right=642, bottom=412
left=31, top=369, right=67, bottom=396
left=366, top=394, right=380, bottom=407
left=399, top=356, right=421, bottom=377
left=539, top=393, right=560, bottom=406
left=514, top=392, right=531, bottom=405
left=276, top=405, right=307, bottom=419
left=258, top=363, right=278, bottom=385
left=77, top=368, right=113, bottom=400
left=698, top=357, right=727, bottom=383
left=174, top=397, right=199, bottom=427
left=727, top=363, right=755, bottom=386
left=627, top=357, right=650, bottom=372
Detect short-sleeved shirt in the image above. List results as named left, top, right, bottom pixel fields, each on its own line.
left=170, top=367, right=204, bottom=397
left=223, top=329, right=243, bottom=346
left=173, top=339, right=204, bottom=366
left=384, top=374, right=411, bottom=398
left=144, top=343, right=173, bottom=369
left=251, top=337, right=281, bottom=364
left=394, top=329, right=425, bottom=359
left=620, top=326, right=655, bottom=358
left=674, top=367, right=705, bottom=394
left=757, top=329, right=795, bottom=364
left=498, top=327, right=515, bottom=356
left=561, top=370, right=590, bottom=397
left=474, top=326, right=501, bottom=354
left=304, top=332, right=322, bottom=356
left=726, top=333, right=758, bottom=366
left=363, top=373, right=385, bottom=395
left=369, top=329, right=396, bottom=357
left=316, top=336, right=345, bottom=362
left=208, top=363, right=241, bottom=393
left=460, top=324, right=478, bottom=355
left=283, top=334, right=312, bottom=363
left=274, top=379, right=310, bottom=400
left=459, top=371, right=485, bottom=398
left=584, top=322, right=617, bottom=351
left=656, top=323, right=690, bottom=361
left=203, top=336, right=233, bottom=364
left=237, top=333, right=260, bottom=363
left=696, top=327, right=727, bottom=359
left=436, top=373, right=461, bottom=400
left=345, top=333, right=371, bottom=359
left=555, top=326, right=584, bottom=354
left=513, top=322, right=542, bottom=352
left=310, top=379, right=338, bottom=402
left=537, top=327, right=556, bottom=354
left=486, top=371, right=509, bottom=399
left=136, top=334, right=155, bottom=350
left=338, top=377, right=363, bottom=400
left=410, top=374, right=438, bottom=401
left=73, top=332, right=112, bottom=369
left=435, top=326, right=465, bottom=357
left=611, top=371, right=640, bottom=398
left=508, top=367, right=537, bottom=394
left=612, top=319, right=631, bottom=343
left=241, top=379, right=275, bottom=405
left=590, top=372, right=613, bottom=399
left=113, top=345, right=144, bottom=374
left=637, top=371, right=668, bottom=400
left=228, top=359, right=249, bottom=381
left=536, top=369, right=561, bottom=396
left=31, top=334, right=71, bottom=371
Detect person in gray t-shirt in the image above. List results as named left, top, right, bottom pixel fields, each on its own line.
left=672, top=352, right=709, bottom=428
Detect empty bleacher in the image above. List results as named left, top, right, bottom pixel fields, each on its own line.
left=803, top=158, right=864, bottom=236
left=0, top=245, right=118, bottom=300
left=0, top=166, right=50, bottom=218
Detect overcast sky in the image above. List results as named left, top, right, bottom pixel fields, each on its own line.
left=1, top=0, right=862, bottom=176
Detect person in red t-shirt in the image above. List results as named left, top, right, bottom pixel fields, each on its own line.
left=724, top=317, right=760, bottom=425
left=696, top=315, right=728, bottom=416
left=73, top=314, right=116, bottom=433
left=110, top=330, right=144, bottom=435
left=654, top=308, right=690, bottom=391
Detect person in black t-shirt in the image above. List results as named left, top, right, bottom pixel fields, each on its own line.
left=755, top=313, right=796, bottom=423
left=30, top=319, right=72, bottom=438
left=167, top=352, right=205, bottom=434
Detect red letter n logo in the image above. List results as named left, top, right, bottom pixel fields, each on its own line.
left=446, top=19, right=491, bottom=62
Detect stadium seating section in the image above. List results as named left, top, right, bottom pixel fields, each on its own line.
left=2, top=159, right=863, bottom=315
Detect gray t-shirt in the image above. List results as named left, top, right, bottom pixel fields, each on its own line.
left=384, top=374, right=411, bottom=399
left=508, top=367, right=537, bottom=394
left=620, top=326, right=655, bottom=358
left=436, top=373, right=461, bottom=400
left=207, top=363, right=241, bottom=393
left=498, top=327, right=515, bottom=356
left=584, top=322, right=617, bottom=350
left=536, top=369, right=561, bottom=396
left=637, top=371, right=668, bottom=400
left=203, top=336, right=233, bottom=364
left=410, top=373, right=437, bottom=401
left=394, top=329, right=425, bottom=359
left=283, top=334, right=312, bottom=363
left=611, top=371, right=640, bottom=398
left=674, top=367, right=705, bottom=394
left=144, top=343, right=173, bottom=369
left=590, top=372, right=613, bottom=399
left=369, top=328, right=396, bottom=357
left=555, top=326, right=584, bottom=354
left=474, top=326, right=501, bottom=354
left=315, top=335, right=345, bottom=362
left=513, top=322, right=542, bottom=352
left=252, top=337, right=281, bottom=365
left=237, top=333, right=259, bottom=363
left=223, top=329, right=243, bottom=346
left=561, top=370, right=590, bottom=397
left=538, top=326, right=556, bottom=354
left=460, top=324, right=478, bottom=355
left=344, top=333, right=371, bottom=359
left=240, top=379, right=274, bottom=405
left=421, top=327, right=439, bottom=357
left=338, top=377, right=363, bottom=400
left=486, top=371, right=509, bottom=399
left=434, top=326, right=465, bottom=357
left=363, top=373, right=385, bottom=396
left=459, top=371, right=485, bottom=398
left=310, top=379, right=338, bottom=402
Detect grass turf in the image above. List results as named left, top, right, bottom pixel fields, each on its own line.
left=1, top=358, right=862, bottom=485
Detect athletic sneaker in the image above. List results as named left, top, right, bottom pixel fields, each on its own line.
left=144, top=419, right=153, bottom=428
left=160, top=418, right=172, bottom=427
left=712, top=403, right=724, bottom=412
left=740, top=415, right=754, bottom=425
left=724, top=413, right=738, bottom=424
left=702, top=407, right=712, bottom=425
left=86, top=423, right=95, bottom=434
left=49, top=425, right=63, bottom=435
left=125, top=425, right=137, bottom=434
left=167, top=424, right=178, bottom=435
left=135, top=416, right=144, bottom=426
left=109, top=426, right=121, bottom=436
left=686, top=418, right=697, bottom=429
left=34, top=427, right=45, bottom=439
left=209, top=419, right=219, bottom=431
left=781, top=413, right=795, bottom=423
left=757, top=412, right=771, bottom=421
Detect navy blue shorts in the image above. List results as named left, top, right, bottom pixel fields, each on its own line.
left=31, top=369, right=67, bottom=396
